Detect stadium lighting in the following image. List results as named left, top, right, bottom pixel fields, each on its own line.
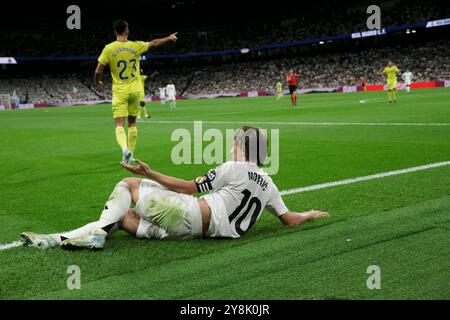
left=0, top=57, right=17, bottom=64
left=406, top=29, right=411, bottom=34
left=411, top=29, right=417, bottom=33
left=240, top=48, right=250, bottom=54
left=319, top=41, right=325, bottom=45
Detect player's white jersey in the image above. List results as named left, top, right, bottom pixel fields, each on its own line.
left=196, top=161, right=289, bottom=238
left=159, top=87, right=166, bottom=99
left=402, top=72, right=413, bottom=85
left=166, top=84, right=176, bottom=99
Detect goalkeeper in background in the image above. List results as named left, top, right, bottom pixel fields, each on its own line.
left=382, top=61, right=400, bottom=103
left=94, top=19, right=177, bottom=163
left=137, top=69, right=150, bottom=120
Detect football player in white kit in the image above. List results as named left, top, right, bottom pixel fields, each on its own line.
left=401, top=71, right=414, bottom=93
left=159, top=87, right=166, bottom=104
left=20, top=126, right=328, bottom=250
left=166, top=83, right=176, bottom=109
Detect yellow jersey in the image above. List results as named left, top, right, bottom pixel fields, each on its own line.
left=276, top=82, right=282, bottom=91
left=98, top=40, right=149, bottom=93
left=383, top=66, right=399, bottom=82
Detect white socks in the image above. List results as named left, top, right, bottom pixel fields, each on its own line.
left=54, top=181, right=131, bottom=241
left=98, top=181, right=132, bottom=230
left=59, top=222, right=99, bottom=242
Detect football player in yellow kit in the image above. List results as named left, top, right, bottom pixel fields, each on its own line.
left=382, top=61, right=400, bottom=103
left=94, top=20, right=177, bottom=163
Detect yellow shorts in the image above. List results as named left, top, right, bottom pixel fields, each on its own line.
left=112, top=91, right=140, bottom=118
left=387, top=81, right=397, bottom=91
left=139, top=89, right=145, bottom=102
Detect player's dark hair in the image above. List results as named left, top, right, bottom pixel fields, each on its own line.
left=113, top=19, right=128, bottom=35
left=234, top=126, right=268, bottom=167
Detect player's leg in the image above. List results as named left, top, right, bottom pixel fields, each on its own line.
left=140, top=101, right=150, bottom=118
left=134, top=180, right=202, bottom=239
left=60, top=178, right=142, bottom=250
left=127, top=117, right=137, bottom=159
left=115, top=116, right=132, bottom=163
left=387, top=83, right=392, bottom=102
left=127, top=92, right=139, bottom=159
left=21, top=178, right=141, bottom=250
left=392, top=82, right=397, bottom=102
left=112, top=93, right=132, bottom=162
left=137, top=106, right=142, bottom=120
left=119, top=209, right=168, bottom=240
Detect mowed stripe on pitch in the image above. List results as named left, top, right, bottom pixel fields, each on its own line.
left=1, top=161, right=449, bottom=251
left=141, top=120, right=450, bottom=126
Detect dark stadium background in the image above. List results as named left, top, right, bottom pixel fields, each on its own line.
left=1, top=0, right=449, bottom=102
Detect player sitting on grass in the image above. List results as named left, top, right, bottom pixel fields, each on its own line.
left=94, top=19, right=177, bottom=164
left=20, top=126, right=329, bottom=250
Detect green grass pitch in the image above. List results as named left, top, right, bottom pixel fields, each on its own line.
left=0, top=88, right=449, bottom=300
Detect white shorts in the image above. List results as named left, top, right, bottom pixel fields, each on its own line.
left=405, top=81, right=411, bottom=86
left=135, top=179, right=202, bottom=240
left=167, top=94, right=176, bottom=101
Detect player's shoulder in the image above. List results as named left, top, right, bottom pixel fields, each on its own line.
left=104, top=40, right=120, bottom=48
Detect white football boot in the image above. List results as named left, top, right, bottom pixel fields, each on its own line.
left=122, top=147, right=134, bottom=164
left=61, top=229, right=107, bottom=251
left=20, top=232, right=59, bottom=250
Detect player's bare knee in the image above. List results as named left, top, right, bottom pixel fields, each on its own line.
left=119, top=209, right=140, bottom=234
left=121, top=177, right=140, bottom=188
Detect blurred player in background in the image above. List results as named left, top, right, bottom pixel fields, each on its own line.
left=94, top=19, right=177, bottom=163
left=159, top=87, right=166, bottom=104
left=382, top=61, right=399, bottom=103
left=276, top=81, right=283, bottom=100
left=166, top=83, right=176, bottom=109
left=402, top=70, right=414, bottom=93
left=286, top=70, right=299, bottom=106
left=360, top=77, right=366, bottom=91
left=137, top=69, right=150, bottom=120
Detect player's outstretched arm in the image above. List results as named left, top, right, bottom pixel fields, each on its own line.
left=279, top=210, right=329, bottom=227
left=148, top=33, right=178, bottom=48
left=121, top=159, right=198, bottom=195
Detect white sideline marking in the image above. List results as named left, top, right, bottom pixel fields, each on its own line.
left=142, top=120, right=450, bottom=126
left=1, top=161, right=449, bottom=251
left=280, top=161, right=450, bottom=196
left=0, top=240, right=23, bottom=251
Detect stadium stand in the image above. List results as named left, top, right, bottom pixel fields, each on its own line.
left=0, top=0, right=448, bottom=104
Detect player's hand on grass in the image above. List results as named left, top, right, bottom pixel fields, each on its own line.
left=121, top=159, right=152, bottom=177
left=96, top=81, right=105, bottom=92
left=303, top=210, right=329, bottom=219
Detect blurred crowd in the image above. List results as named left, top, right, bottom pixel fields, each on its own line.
left=1, top=40, right=448, bottom=103
left=0, top=75, right=100, bottom=104
left=0, top=0, right=445, bottom=57
left=150, top=40, right=450, bottom=95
